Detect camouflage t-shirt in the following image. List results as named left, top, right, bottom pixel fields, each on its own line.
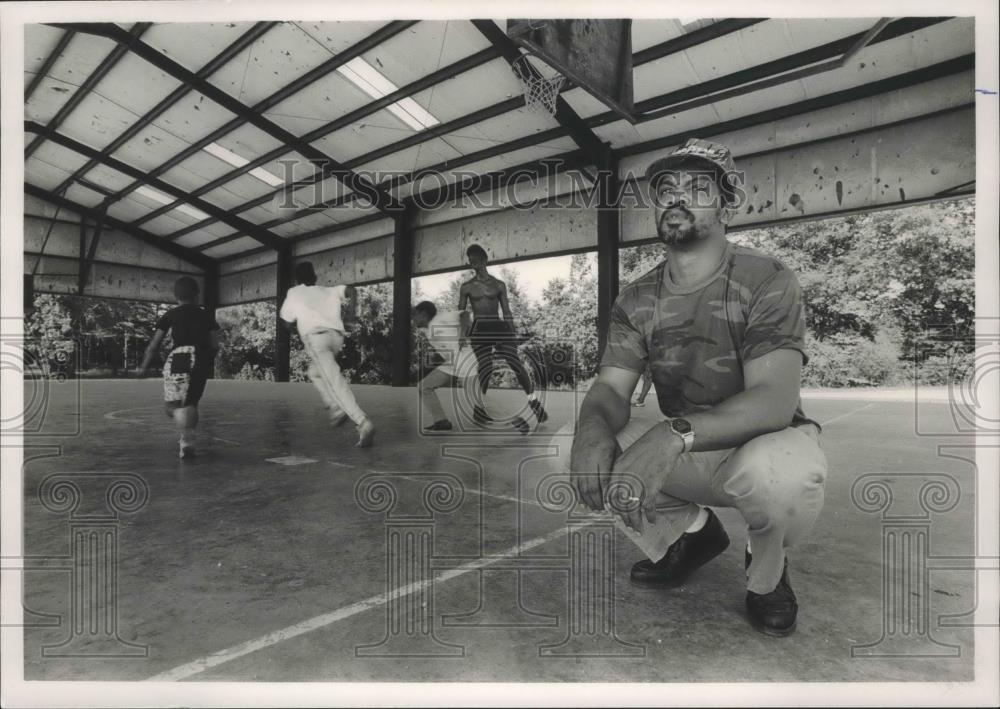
left=601, top=242, right=817, bottom=428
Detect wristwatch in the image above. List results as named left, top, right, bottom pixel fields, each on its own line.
left=669, top=418, right=694, bottom=453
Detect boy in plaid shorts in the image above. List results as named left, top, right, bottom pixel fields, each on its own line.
left=139, top=276, right=220, bottom=459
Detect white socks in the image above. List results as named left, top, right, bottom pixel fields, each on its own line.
left=685, top=506, right=709, bottom=533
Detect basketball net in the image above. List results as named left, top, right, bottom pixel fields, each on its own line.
left=512, top=54, right=565, bottom=116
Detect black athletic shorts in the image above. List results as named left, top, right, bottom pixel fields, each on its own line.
left=468, top=317, right=516, bottom=345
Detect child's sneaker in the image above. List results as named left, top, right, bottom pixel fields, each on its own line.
left=473, top=405, right=492, bottom=427
left=356, top=418, right=376, bottom=448
left=511, top=416, right=530, bottom=435
left=528, top=399, right=548, bottom=423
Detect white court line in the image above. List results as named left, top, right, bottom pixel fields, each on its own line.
left=141, top=400, right=868, bottom=681
left=817, top=402, right=876, bottom=427
left=104, top=406, right=242, bottom=445
left=145, top=524, right=580, bottom=682
left=391, top=470, right=548, bottom=510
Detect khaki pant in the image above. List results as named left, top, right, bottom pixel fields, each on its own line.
left=419, top=366, right=484, bottom=424
left=561, top=416, right=827, bottom=594
left=302, top=329, right=367, bottom=426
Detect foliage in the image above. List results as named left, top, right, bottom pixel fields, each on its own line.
left=734, top=199, right=975, bottom=355
left=24, top=294, right=170, bottom=376
left=801, top=330, right=904, bottom=387
left=215, top=283, right=397, bottom=383
left=340, top=282, right=395, bottom=384
left=523, top=254, right=599, bottom=385
left=216, top=301, right=276, bottom=379
left=23, top=294, right=76, bottom=377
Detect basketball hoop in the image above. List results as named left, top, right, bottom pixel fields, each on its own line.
left=511, top=54, right=565, bottom=117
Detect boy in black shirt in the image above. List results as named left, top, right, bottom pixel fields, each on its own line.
left=139, top=276, right=220, bottom=459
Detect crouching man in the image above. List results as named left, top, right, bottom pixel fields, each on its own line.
left=570, top=139, right=827, bottom=636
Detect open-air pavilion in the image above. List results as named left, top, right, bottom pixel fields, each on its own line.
left=11, top=11, right=988, bottom=689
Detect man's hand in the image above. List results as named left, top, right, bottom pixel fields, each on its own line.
left=607, top=423, right=684, bottom=534
left=569, top=420, right=618, bottom=512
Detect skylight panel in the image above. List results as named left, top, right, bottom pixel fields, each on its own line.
left=203, top=142, right=284, bottom=187
left=337, top=57, right=440, bottom=131
left=134, top=185, right=210, bottom=221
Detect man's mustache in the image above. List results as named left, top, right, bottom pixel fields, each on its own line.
left=658, top=207, right=694, bottom=228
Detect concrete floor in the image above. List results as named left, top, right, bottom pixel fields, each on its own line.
left=20, top=379, right=977, bottom=682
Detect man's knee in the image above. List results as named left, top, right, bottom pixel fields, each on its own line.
left=722, top=427, right=827, bottom=512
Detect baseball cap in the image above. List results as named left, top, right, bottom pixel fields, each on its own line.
left=645, top=138, right=739, bottom=202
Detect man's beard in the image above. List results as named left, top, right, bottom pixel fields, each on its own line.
left=656, top=209, right=702, bottom=245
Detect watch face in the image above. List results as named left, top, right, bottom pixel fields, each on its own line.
left=672, top=418, right=692, bottom=435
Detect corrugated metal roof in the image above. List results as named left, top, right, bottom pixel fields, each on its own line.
left=23, top=18, right=974, bottom=264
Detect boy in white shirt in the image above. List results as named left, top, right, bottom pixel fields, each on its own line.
left=279, top=262, right=375, bottom=447
left=412, top=300, right=483, bottom=431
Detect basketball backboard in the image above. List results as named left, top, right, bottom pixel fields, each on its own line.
left=506, top=19, right=635, bottom=122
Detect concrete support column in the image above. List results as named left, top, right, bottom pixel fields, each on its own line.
left=596, top=154, right=620, bottom=362
left=77, top=216, right=88, bottom=295
left=391, top=208, right=414, bottom=387
left=275, top=247, right=292, bottom=383
left=203, top=262, right=220, bottom=379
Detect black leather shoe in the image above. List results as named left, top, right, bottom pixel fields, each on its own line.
left=746, top=558, right=798, bottom=637
left=629, top=508, right=729, bottom=587
left=511, top=416, right=530, bottom=434
left=473, top=406, right=492, bottom=427
left=528, top=399, right=548, bottom=423
left=424, top=419, right=453, bottom=431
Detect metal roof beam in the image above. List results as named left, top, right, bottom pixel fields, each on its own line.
left=470, top=19, right=612, bottom=166
left=26, top=121, right=287, bottom=250
left=119, top=21, right=416, bottom=226
left=632, top=19, right=765, bottom=65
left=351, top=17, right=957, bottom=188
left=158, top=20, right=760, bottom=241
left=237, top=52, right=972, bottom=258
left=51, top=21, right=278, bottom=196
left=161, top=19, right=752, bottom=241
left=207, top=17, right=950, bottom=239
left=25, top=183, right=216, bottom=270
left=148, top=45, right=502, bottom=235
left=26, top=23, right=151, bottom=160
left=25, top=28, right=76, bottom=101
left=617, top=53, right=974, bottom=157
left=55, top=22, right=403, bottom=215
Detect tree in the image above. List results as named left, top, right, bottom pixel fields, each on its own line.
left=216, top=301, right=278, bottom=380
left=737, top=198, right=974, bottom=354
left=619, top=242, right=665, bottom=284
left=24, top=294, right=75, bottom=377
left=525, top=253, right=599, bottom=385
left=24, top=294, right=170, bottom=376
left=340, top=283, right=395, bottom=384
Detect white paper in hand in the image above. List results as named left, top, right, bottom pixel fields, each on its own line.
left=607, top=504, right=684, bottom=563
